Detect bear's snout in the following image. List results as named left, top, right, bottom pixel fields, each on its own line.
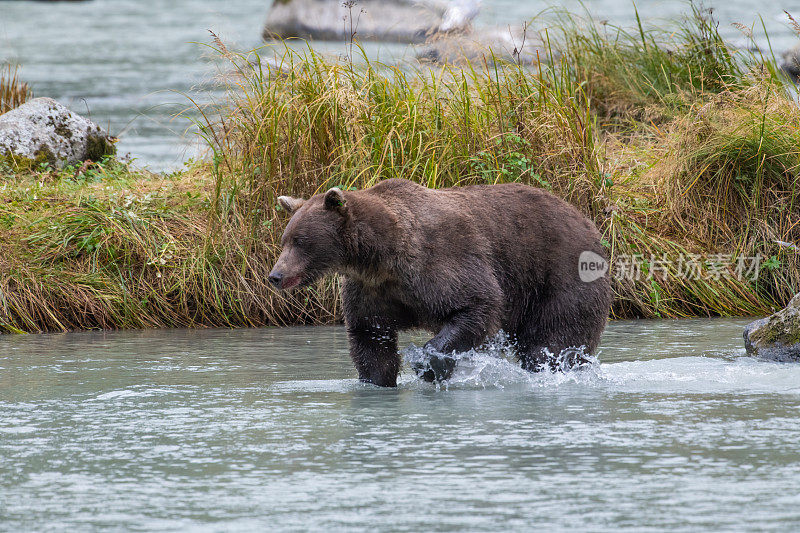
left=268, top=266, right=303, bottom=290
left=268, top=272, right=283, bottom=288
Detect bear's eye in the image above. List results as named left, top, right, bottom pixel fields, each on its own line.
left=292, top=236, right=305, bottom=246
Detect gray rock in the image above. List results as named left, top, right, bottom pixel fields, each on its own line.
left=0, top=97, right=115, bottom=168
left=415, top=26, right=551, bottom=65
left=781, top=43, right=800, bottom=81
left=262, top=0, right=475, bottom=43
left=743, top=293, right=800, bottom=361
left=437, top=0, right=481, bottom=33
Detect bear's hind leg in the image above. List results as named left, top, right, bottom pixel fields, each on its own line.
left=515, top=296, right=604, bottom=372
left=518, top=342, right=592, bottom=372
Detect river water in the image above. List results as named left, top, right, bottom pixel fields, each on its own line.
left=2, top=318, right=800, bottom=531
left=2, top=1, right=800, bottom=170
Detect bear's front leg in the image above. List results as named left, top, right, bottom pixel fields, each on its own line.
left=347, top=324, right=401, bottom=387
left=414, top=309, right=491, bottom=382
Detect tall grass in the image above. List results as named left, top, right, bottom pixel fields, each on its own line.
left=201, top=45, right=602, bottom=212
left=559, top=5, right=746, bottom=121
left=2, top=7, right=799, bottom=333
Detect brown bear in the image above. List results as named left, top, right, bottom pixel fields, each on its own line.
left=269, top=178, right=612, bottom=387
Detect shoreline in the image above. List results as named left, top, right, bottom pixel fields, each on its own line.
left=2, top=11, right=799, bottom=333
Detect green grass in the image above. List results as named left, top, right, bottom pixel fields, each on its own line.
left=1, top=6, right=799, bottom=333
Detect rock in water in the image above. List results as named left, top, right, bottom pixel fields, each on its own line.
left=743, top=294, right=800, bottom=361
left=262, top=0, right=473, bottom=43
left=781, top=43, right=800, bottom=81
left=0, top=97, right=115, bottom=168
left=416, top=26, right=550, bottom=65
left=438, top=0, right=481, bottom=33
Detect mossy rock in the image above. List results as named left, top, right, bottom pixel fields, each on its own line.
left=0, top=97, right=115, bottom=169
left=743, top=293, right=800, bottom=361
left=85, top=132, right=116, bottom=162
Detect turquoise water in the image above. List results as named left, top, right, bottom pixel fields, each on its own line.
left=2, top=318, right=800, bottom=531
left=1, top=0, right=797, bottom=170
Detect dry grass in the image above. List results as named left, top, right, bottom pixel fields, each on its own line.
left=0, top=64, right=31, bottom=114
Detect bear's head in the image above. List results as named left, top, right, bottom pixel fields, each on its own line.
left=268, top=187, right=350, bottom=290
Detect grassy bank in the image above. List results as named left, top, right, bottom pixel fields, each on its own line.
left=0, top=159, right=341, bottom=332
left=2, top=8, right=799, bottom=333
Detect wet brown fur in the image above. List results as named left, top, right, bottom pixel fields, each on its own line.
left=271, top=178, right=612, bottom=387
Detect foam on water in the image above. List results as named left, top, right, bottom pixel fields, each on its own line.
left=397, top=334, right=800, bottom=394
left=401, top=333, right=603, bottom=390
left=271, top=354, right=800, bottom=395
left=88, top=387, right=184, bottom=402
left=598, top=356, right=800, bottom=394
left=270, top=379, right=368, bottom=394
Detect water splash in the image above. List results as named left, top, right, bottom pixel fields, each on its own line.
left=401, top=332, right=601, bottom=389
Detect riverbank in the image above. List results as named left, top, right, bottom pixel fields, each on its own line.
left=1, top=9, right=799, bottom=333
left=0, top=158, right=342, bottom=332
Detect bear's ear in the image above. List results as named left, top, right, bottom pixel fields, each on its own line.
left=277, top=196, right=305, bottom=215
left=323, top=187, right=348, bottom=217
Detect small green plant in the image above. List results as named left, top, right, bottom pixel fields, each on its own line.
left=763, top=256, right=781, bottom=271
